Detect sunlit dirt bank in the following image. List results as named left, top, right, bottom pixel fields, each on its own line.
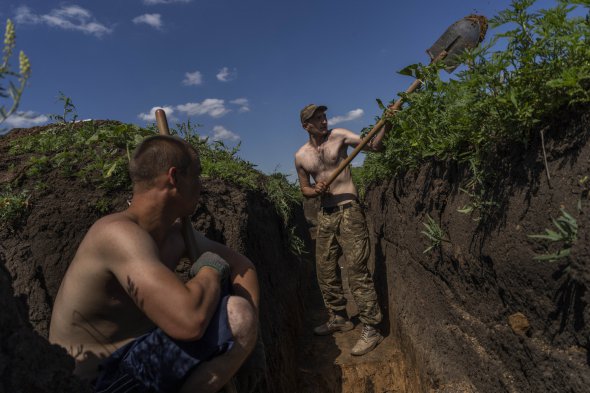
left=1, top=107, right=589, bottom=393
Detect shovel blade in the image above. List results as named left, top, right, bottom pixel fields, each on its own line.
left=427, top=15, right=486, bottom=73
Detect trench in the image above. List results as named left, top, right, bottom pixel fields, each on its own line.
left=292, top=200, right=423, bottom=393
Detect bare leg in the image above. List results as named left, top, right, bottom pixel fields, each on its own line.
left=179, top=296, right=257, bottom=393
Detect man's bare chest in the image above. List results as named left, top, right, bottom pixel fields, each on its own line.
left=302, top=143, right=344, bottom=174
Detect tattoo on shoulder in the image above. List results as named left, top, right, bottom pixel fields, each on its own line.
left=126, top=275, right=144, bottom=310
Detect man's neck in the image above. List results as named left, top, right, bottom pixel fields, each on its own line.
left=126, top=189, right=178, bottom=245
left=309, top=129, right=330, bottom=148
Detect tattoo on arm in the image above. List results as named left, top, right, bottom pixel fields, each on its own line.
left=126, top=276, right=144, bottom=310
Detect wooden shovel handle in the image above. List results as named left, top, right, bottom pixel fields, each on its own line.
left=154, top=109, right=201, bottom=262
left=323, top=78, right=422, bottom=188
left=324, top=49, right=450, bottom=189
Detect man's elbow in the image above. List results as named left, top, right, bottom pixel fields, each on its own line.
left=167, top=313, right=210, bottom=341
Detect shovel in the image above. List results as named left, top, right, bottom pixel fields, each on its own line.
left=155, top=109, right=201, bottom=262
left=323, top=14, right=488, bottom=189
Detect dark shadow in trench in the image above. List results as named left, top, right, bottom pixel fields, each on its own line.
left=373, top=239, right=391, bottom=337
left=296, top=224, right=344, bottom=393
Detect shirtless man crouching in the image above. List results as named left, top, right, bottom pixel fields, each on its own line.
left=49, top=135, right=259, bottom=392
left=294, top=104, right=391, bottom=356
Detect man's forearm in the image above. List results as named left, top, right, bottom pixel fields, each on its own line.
left=368, top=121, right=392, bottom=151
left=301, top=186, right=320, bottom=198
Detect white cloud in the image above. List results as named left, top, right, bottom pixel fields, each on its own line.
left=137, top=106, right=176, bottom=122
left=132, top=14, right=162, bottom=30
left=182, top=71, right=203, bottom=86
left=230, top=98, right=250, bottom=113
left=176, top=99, right=229, bottom=118
left=15, top=5, right=113, bottom=38
left=329, top=108, right=364, bottom=125
left=211, top=125, right=240, bottom=142
left=143, top=0, right=192, bottom=5
left=216, top=67, right=237, bottom=82
left=2, top=111, right=49, bottom=128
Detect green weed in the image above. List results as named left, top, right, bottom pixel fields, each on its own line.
left=263, top=172, right=306, bottom=256
left=49, top=91, right=78, bottom=124
left=92, top=198, right=112, bottom=215
left=528, top=208, right=577, bottom=261
left=421, top=214, right=450, bottom=253
left=0, top=189, right=29, bottom=227
left=286, top=226, right=308, bottom=257
left=263, top=172, right=301, bottom=223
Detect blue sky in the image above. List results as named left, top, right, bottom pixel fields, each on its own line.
left=0, top=0, right=579, bottom=176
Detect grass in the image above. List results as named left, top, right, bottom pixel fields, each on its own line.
left=6, top=117, right=307, bottom=254
left=9, top=120, right=151, bottom=191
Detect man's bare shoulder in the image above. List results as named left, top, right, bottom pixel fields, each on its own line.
left=294, top=142, right=314, bottom=162
left=82, top=212, right=156, bottom=259
left=90, top=211, right=142, bottom=235
left=331, top=127, right=357, bottom=138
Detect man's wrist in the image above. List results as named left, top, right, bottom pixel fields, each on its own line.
left=189, top=251, right=230, bottom=282
left=197, top=260, right=229, bottom=278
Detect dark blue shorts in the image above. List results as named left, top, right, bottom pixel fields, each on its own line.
left=94, top=295, right=233, bottom=393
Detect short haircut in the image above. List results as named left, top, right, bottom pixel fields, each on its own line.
left=129, top=135, right=199, bottom=187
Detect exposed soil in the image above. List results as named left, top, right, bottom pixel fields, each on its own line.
left=0, top=107, right=589, bottom=393
left=362, top=107, right=590, bottom=392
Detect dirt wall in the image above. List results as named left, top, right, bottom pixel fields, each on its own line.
left=365, top=108, right=590, bottom=392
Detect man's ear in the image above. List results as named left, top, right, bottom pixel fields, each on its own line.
left=168, top=167, right=178, bottom=186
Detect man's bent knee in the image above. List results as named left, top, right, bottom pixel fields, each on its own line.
left=226, top=296, right=257, bottom=354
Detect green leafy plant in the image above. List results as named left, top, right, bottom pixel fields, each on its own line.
left=49, top=91, right=78, bottom=124
left=10, top=121, right=153, bottom=191
left=92, top=198, right=112, bottom=215
left=358, top=0, right=590, bottom=213
left=1, top=19, right=31, bottom=125
left=421, top=214, right=450, bottom=253
left=286, top=226, right=308, bottom=257
left=264, top=172, right=302, bottom=223
left=170, top=120, right=260, bottom=189
left=528, top=208, right=577, bottom=261
left=263, top=172, right=306, bottom=256
left=456, top=187, right=498, bottom=221
left=0, top=189, right=30, bottom=227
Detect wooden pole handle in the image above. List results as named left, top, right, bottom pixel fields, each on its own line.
left=323, top=50, right=450, bottom=189
left=154, top=109, right=201, bottom=262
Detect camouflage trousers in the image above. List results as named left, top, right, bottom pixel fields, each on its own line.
left=315, top=200, right=382, bottom=326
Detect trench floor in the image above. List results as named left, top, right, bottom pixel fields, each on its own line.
left=296, top=272, right=412, bottom=393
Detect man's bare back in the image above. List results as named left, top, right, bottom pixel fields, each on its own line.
left=49, top=212, right=183, bottom=378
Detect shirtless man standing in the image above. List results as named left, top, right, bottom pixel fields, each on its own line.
left=49, top=135, right=259, bottom=392
left=294, top=104, right=391, bottom=356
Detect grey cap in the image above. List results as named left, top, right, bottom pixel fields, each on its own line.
left=300, top=104, right=327, bottom=124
